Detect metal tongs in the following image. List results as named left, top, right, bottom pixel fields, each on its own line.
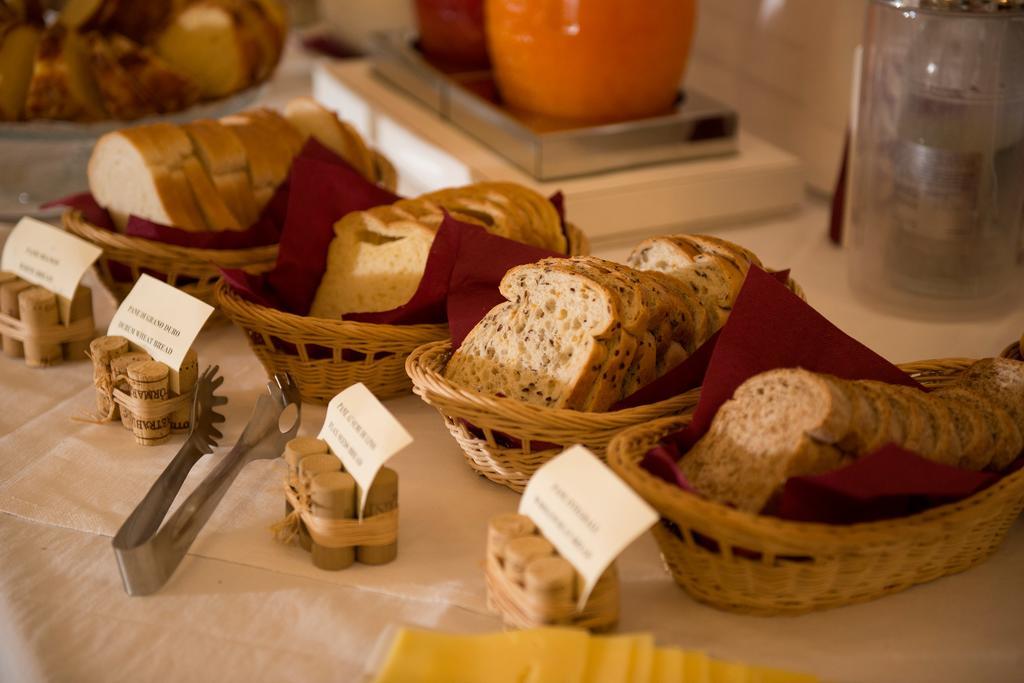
left=112, top=368, right=301, bottom=596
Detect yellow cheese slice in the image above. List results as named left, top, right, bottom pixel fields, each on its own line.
left=373, top=627, right=588, bottom=683
left=651, top=648, right=684, bottom=683
left=582, top=633, right=655, bottom=683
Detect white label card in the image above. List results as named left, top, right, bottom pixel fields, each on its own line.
left=107, top=274, right=214, bottom=371
left=1, top=217, right=102, bottom=300
left=519, top=445, right=658, bottom=610
left=318, top=383, right=413, bottom=518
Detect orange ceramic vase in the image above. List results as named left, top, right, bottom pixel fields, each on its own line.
left=485, top=0, right=697, bottom=123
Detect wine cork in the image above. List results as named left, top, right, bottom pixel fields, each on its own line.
left=283, top=437, right=329, bottom=514
left=1, top=279, right=33, bottom=357
left=503, top=535, right=554, bottom=585
left=59, top=285, right=93, bottom=362
left=297, top=453, right=341, bottom=551
left=525, top=556, right=576, bottom=621
left=109, top=351, right=152, bottom=430
left=487, top=513, right=536, bottom=562
left=18, top=287, right=62, bottom=367
left=309, top=471, right=356, bottom=571
left=127, top=360, right=170, bottom=446
left=168, top=348, right=199, bottom=433
left=89, top=336, right=131, bottom=416
left=356, top=467, right=399, bottom=565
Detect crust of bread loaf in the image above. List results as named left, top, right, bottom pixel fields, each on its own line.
left=183, top=119, right=258, bottom=227
left=283, top=97, right=377, bottom=179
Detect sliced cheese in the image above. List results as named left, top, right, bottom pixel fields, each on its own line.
left=373, top=627, right=588, bottom=683
left=0, top=22, right=41, bottom=120
left=651, top=648, right=685, bottom=683
left=582, top=633, right=655, bottom=683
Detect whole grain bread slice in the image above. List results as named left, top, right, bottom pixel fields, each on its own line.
left=446, top=262, right=622, bottom=410
left=936, top=387, right=1023, bottom=470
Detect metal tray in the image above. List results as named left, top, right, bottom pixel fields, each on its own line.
left=370, top=31, right=738, bottom=181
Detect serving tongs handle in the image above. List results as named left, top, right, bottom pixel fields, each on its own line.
left=112, top=373, right=301, bottom=596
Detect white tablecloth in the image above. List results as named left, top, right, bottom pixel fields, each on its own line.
left=3, top=41, right=1024, bottom=683
left=3, top=205, right=1023, bottom=683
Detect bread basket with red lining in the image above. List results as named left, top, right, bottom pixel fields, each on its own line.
left=405, top=263, right=805, bottom=493
left=218, top=219, right=589, bottom=404
left=603, top=270, right=1024, bottom=615
left=59, top=148, right=396, bottom=311
left=607, top=360, right=1024, bottom=616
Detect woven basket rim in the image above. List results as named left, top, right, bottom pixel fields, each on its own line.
left=406, top=339, right=701, bottom=428
left=215, top=278, right=451, bottom=335
left=607, top=357, right=1024, bottom=545
left=63, top=209, right=280, bottom=261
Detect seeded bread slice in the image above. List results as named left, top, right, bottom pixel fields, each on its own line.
left=731, top=369, right=853, bottom=445
left=956, top=358, right=1024, bottom=435
left=936, top=387, right=1023, bottom=470
left=549, top=257, right=650, bottom=336
left=621, top=330, right=658, bottom=399
left=844, top=381, right=895, bottom=454
left=681, top=397, right=848, bottom=513
left=932, top=389, right=992, bottom=470
left=888, top=386, right=961, bottom=467
left=642, top=270, right=711, bottom=352
left=446, top=263, right=622, bottom=410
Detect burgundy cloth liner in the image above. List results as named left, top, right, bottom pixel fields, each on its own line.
left=638, top=265, right=1017, bottom=525
left=347, top=213, right=562, bottom=342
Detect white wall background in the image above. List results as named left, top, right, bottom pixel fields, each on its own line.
left=686, top=0, right=868, bottom=194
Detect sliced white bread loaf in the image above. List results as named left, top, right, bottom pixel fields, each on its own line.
left=309, top=206, right=437, bottom=318
left=88, top=122, right=208, bottom=231
left=283, top=96, right=377, bottom=179
left=0, top=21, right=41, bottom=120
left=182, top=118, right=258, bottom=228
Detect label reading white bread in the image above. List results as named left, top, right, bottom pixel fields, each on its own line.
left=519, top=445, right=658, bottom=610
left=318, top=383, right=413, bottom=518
left=107, top=274, right=214, bottom=371
left=1, top=216, right=102, bottom=300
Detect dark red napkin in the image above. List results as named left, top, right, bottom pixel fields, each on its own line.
left=44, top=183, right=284, bottom=250
left=638, top=265, right=1013, bottom=525
left=773, top=445, right=1000, bottom=524
left=347, top=213, right=562, bottom=339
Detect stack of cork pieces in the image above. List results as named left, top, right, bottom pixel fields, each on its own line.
left=281, top=437, right=399, bottom=571
left=0, top=271, right=94, bottom=367
left=88, top=335, right=199, bottom=445
left=485, top=513, right=619, bottom=632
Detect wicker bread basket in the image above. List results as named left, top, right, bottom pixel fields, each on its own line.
left=406, top=274, right=805, bottom=493
left=216, top=223, right=589, bottom=405
left=606, top=358, right=1024, bottom=616
left=63, top=209, right=278, bottom=309
left=61, top=152, right=398, bottom=310
left=406, top=339, right=701, bottom=492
